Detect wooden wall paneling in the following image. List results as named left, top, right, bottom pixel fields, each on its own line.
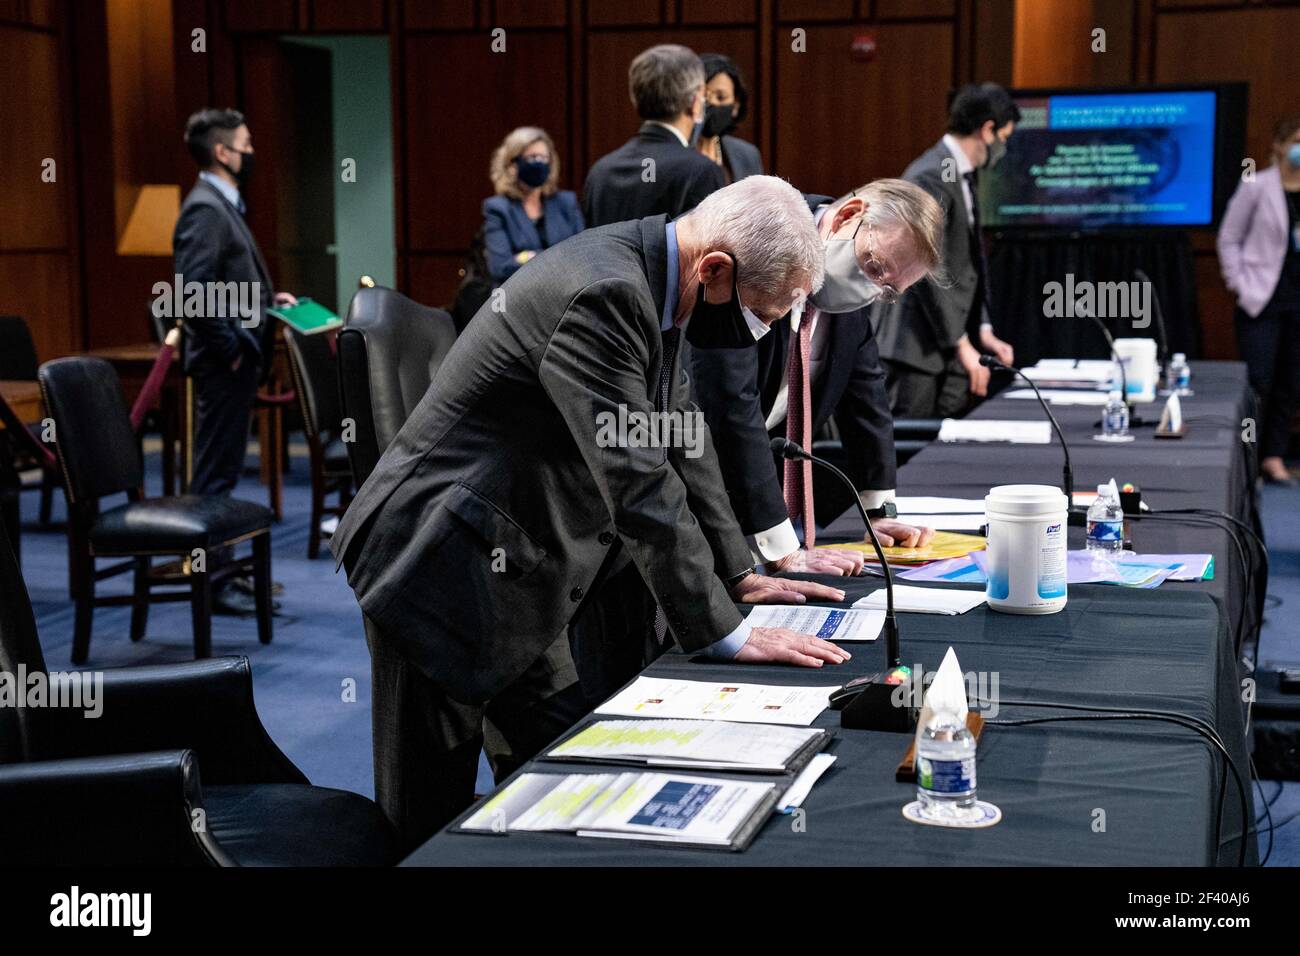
left=587, top=0, right=662, bottom=28
left=0, top=1, right=23, bottom=23
left=402, top=0, right=478, bottom=30
left=680, top=0, right=758, bottom=24
left=494, top=0, right=567, bottom=28
left=876, top=0, right=954, bottom=19
left=312, top=0, right=388, bottom=32
left=773, top=20, right=955, bottom=194
left=223, top=0, right=300, bottom=33
left=0, top=254, right=76, bottom=360
left=403, top=29, right=570, bottom=254
left=0, top=23, right=67, bottom=250
left=405, top=252, right=467, bottom=310
left=774, top=0, right=853, bottom=21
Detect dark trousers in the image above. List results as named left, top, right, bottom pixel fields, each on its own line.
left=884, top=353, right=972, bottom=419
left=566, top=550, right=660, bottom=709
left=190, top=358, right=258, bottom=497
left=1235, top=302, right=1300, bottom=459
left=365, top=616, right=588, bottom=852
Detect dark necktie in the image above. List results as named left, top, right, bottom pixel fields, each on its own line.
left=658, top=326, right=679, bottom=413
left=783, top=311, right=816, bottom=546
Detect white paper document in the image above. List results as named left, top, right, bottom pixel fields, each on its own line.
left=895, top=513, right=987, bottom=531
left=892, top=496, right=987, bottom=514
left=462, top=770, right=777, bottom=847
left=743, top=604, right=884, bottom=642
left=854, top=585, right=986, bottom=615
left=778, top=753, right=837, bottom=811
left=939, top=419, right=1053, bottom=444
left=1006, top=388, right=1110, bottom=406
left=596, top=676, right=838, bottom=726
left=547, top=718, right=825, bottom=772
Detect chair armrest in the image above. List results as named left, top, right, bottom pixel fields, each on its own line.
left=31, top=656, right=308, bottom=786
left=0, top=749, right=233, bottom=865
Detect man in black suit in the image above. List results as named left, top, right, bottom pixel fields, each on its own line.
left=583, top=44, right=726, bottom=226
left=874, top=84, right=1019, bottom=418
left=691, top=181, right=944, bottom=567
left=173, top=108, right=295, bottom=613
left=331, top=177, right=851, bottom=848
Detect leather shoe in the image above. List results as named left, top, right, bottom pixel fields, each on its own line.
left=213, top=586, right=280, bottom=617
left=231, top=576, right=285, bottom=597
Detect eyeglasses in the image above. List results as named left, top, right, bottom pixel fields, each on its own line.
left=849, top=213, right=902, bottom=305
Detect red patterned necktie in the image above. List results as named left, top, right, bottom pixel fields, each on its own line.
left=784, top=309, right=816, bottom=547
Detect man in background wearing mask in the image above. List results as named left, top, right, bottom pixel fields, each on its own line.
left=583, top=44, right=726, bottom=226
left=330, top=176, right=852, bottom=848
left=691, top=180, right=943, bottom=568
left=875, top=83, right=1020, bottom=418
left=173, top=108, right=295, bottom=614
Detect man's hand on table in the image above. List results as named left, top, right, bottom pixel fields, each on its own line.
left=869, top=519, right=935, bottom=548
left=731, top=572, right=846, bottom=605
left=768, top=546, right=865, bottom=577
left=735, top=627, right=851, bottom=667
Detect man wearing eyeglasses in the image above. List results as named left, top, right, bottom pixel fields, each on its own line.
left=689, top=180, right=944, bottom=571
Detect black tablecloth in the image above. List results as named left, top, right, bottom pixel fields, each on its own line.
left=406, top=579, right=1252, bottom=866
left=825, top=361, right=1263, bottom=652
left=404, top=361, right=1259, bottom=867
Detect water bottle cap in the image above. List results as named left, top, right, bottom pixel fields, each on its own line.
left=1173, top=352, right=1186, bottom=362
left=1108, top=389, right=1122, bottom=400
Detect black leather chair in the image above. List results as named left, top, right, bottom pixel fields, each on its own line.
left=0, top=315, right=59, bottom=524
left=0, top=513, right=400, bottom=865
left=38, top=357, right=274, bottom=663
left=282, top=327, right=352, bottom=558
left=338, top=286, right=457, bottom=487
left=893, top=418, right=943, bottom=467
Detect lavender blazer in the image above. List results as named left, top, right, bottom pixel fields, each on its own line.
left=1217, top=164, right=1291, bottom=318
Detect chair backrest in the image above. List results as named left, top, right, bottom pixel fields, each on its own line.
left=0, top=511, right=47, bottom=763
left=282, top=324, right=343, bottom=444
left=37, top=357, right=142, bottom=504
left=338, top=286, right=457, bottom=486
left=0, top=316, right=39, bottom=381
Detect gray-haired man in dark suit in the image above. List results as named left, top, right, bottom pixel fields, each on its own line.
left=331, top=176, right=852, bottom=848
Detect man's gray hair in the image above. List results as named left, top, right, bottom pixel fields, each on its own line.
left=629, top=44, right=704, bottom=121
left=833, top=178, right=943, bottom=271
left=681, top=175, right=826, bottom=300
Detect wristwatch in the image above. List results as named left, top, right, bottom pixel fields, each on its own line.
left=724, top=567, right=756, bottom=591
left=864, top=501, right=898, bottom=520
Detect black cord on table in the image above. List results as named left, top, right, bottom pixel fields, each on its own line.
left=981, top=699, right=1250, bottom=867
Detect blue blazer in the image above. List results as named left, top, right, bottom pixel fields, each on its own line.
left=482, top=191, right=585, bottom=282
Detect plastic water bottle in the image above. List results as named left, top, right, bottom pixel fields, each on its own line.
left=1168, top=352, right=1191, bottom=395
left=916, top=709, right=977, bottom=811
left=1086, top=483, right=1124, bottom=553
left=1101, top=389, right=1129, bottom=440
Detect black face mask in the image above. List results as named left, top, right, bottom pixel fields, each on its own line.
left=515, top=157, right=550, bottom=188
left=684, top=254, right=760, bottom=350
left=701, top=103, right=737, bottom=139
left=219, top=148, right=255, bottom=186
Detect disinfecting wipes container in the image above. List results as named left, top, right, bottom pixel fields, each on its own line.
left=984, top=484, right=1068, bottom=615
left=1113, top=337, right=1158, bottom=404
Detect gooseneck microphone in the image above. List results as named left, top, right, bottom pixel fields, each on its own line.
left=1132, top=268, right=1169, bottom=373
left=979, top=354, right=1074, bottom=506
left=771, top=437, right=912, bottom=732
left=1082, top=310, right=1147, bottom=426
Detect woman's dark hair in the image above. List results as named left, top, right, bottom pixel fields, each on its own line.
left=184, top=108, right=245, bottom=167
left=700, top=53, right=748, bottom=126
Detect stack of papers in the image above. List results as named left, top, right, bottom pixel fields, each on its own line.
left=853, top=585, right=986, bottom=615
left=460, top=771, right=779, bottom=849
left=939, top=419, right=1053, bottom=444
left=744, top=604, right=884, bottom=642
left=889, top=497, right=987, bottom=532
left=778, top=754, right=837, bottom=812
left=547, top=719, right=828, bottom=774
left=1020, top=359, right=1114, bottom=387
left=899, top=555, right=989, bottom=585
left=818, top=530, right=986, bottom=564
left=1005, top=388, right=1111, bottom=406
left=596, top=676, right=838, bottom=726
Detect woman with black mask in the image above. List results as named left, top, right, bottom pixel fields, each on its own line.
left=695, top=54, right=764, bottom=183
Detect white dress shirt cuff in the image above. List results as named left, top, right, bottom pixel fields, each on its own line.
left=858, top=489, right=896, bottom=513
left=747, top=519, right=800, bottom=566
left=702, top=616, right=753, bottom=660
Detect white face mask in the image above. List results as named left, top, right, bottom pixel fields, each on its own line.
left=809, top=236, right=884, bottom=314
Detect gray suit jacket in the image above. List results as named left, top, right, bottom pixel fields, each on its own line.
left=172, top=178, right=275, bottom=374
left=873, top=139, right=980, bottom=375
left=330, top=216, right=753, bottom=703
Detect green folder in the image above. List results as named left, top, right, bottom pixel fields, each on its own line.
left=268, top=298, right=342, bottom=335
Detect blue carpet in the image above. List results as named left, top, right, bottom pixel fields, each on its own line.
left=11, top=443, right=1300, bottom=864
